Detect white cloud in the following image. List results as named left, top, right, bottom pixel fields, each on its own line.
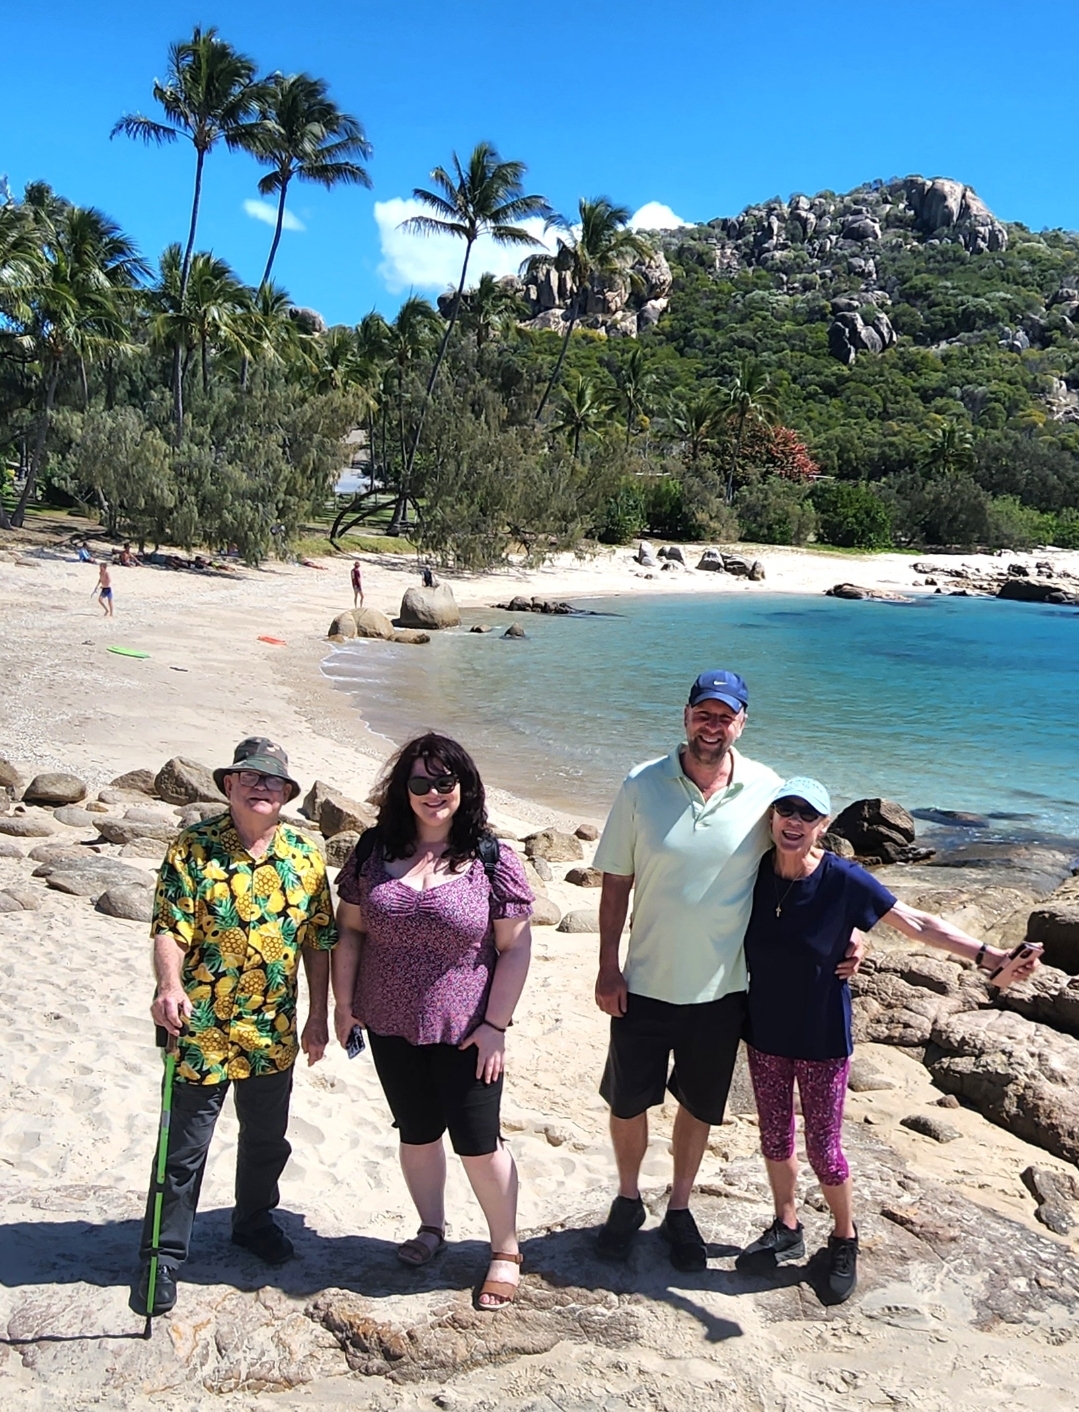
left=374, top=197, right=557, bottom=294
left=243, top=198, right=305, bottom=232
left=630, top=201, right=689, bottom=231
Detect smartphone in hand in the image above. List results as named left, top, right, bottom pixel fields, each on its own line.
left=989, top=942, right=1043, bottom=989
left=346, top=1025, right=366, bottom=1059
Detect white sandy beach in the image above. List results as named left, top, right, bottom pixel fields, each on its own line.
left=2, top=538, right=1079, bottom=1410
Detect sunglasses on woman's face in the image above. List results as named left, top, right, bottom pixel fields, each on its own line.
left=407, top=773, right=458, bottom=797
left=773, top=799, right=823, bottom=823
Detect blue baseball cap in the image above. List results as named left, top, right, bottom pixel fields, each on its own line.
left=774, top=776, right=831, bottom=816
left=687, top=670, right=748, bottom=712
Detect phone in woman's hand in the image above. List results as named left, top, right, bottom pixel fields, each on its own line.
left=989, top=942, right=1043, bottom=988
left=346, top=1025, right=366, bottom=1059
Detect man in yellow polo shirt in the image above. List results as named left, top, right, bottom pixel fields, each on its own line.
left=593, top=670, right=785, bottom=1271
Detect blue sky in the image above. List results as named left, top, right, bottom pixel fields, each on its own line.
left=2, top=1, right=1077, bottom=326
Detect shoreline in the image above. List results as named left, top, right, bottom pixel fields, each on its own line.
left=3, top=536, right=1077, bottom=833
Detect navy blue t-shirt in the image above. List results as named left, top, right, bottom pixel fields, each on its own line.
left=744, top=850, right=897, bottom=1061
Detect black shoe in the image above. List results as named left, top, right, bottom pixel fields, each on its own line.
left=595, top=1195, right=646, bottom=1261
left=736, top=1217, right=806, bottom=1270
left=231, top=1224, right=294, bottom=1266
left=659, top=1207, right=707, bottom=1272
left=826, top=1229, right=858, bottom=1302
left=130, top=1262, right=177, bottom=1317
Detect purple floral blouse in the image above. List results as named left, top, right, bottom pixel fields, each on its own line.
left=336, top=842, right=533, bottom=1046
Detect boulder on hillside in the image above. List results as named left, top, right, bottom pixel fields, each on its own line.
left=23, top=772, right=87, bottom=806
left=328, top=606, right=396, bottom=640
left=95, top=885, right=154, bottom=922
left=399, top=585, right=460, bottom=630
left=155, top=758, right=225, bottom=806
left=320, top=793, right=375, bottom=839
left=830, top=798, right=916, bottom=861
left=109, top=768, right=158, bottom=796
left=1026, top=903, right=1079, bottom=974
left=0, top=757, right=25, bottom=795
left=524, top=829, right=583, bottom=863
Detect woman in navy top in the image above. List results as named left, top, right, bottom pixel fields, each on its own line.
left=739, top=776, right=1042, bottom=1303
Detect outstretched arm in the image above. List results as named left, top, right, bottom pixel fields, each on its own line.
left=880, top=901, right=1041, bottom=988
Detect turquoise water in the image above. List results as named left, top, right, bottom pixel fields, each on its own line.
left=323, top=592, right=1079, bottom=841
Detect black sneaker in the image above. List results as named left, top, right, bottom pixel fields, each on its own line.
left=130, top=1262, right=177, bottom=1316
left=736, top=1217, right=806, bottom=1270
left=659, top=1207, right=707, bottom=1272
left=231, top=1224, right=294, bottom=1266
left=595, top=1195, right=646, bottom=1261
left=826, top=1229, right=858, bottom=1302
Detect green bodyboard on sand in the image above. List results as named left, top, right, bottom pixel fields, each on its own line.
left=107, top=646, right=149, bottom=658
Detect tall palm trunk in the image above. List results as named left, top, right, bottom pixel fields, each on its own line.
left=261, top=175, right=290, bottom=288
left=390, top=241, right=473, bottom=535
left=535, top=293, right=581, bottom=419
left=171, top=147, right=206, bottom=441
left=726, top=407, right=748, bottom=505
left=11, top=362, right=60, bottom=528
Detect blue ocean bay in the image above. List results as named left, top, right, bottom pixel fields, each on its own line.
left=323, top=592, right=1079, bottom=842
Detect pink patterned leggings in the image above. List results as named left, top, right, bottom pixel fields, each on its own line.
left=746, top=1045, right=851, bottom=1187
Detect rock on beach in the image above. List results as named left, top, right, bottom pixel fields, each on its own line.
left=155, top=757, right=225, bottom=806
left=398, top=585, right=460, bottom=630
left=22, top=772, right=87, bottom=806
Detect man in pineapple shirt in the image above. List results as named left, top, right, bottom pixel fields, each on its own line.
left=133, top=738, right=336, bottom=1316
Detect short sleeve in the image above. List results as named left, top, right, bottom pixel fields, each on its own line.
left=299, top=854, right=338, bottom=950
left=842, top=859, right=898, bottom=932
left=592, top=780, right=636, bottom=876
left=489, top=844, right=533, bottom=920
left=335, top=841, right=367, bottom=906
left=151, top=838, right=196, bottom=947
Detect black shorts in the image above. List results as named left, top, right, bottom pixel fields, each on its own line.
left=367, top=1029, right=503, bottom=1156
left=599, top=990, right=746, bottom=1126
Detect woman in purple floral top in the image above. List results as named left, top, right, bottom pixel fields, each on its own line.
left=332, top=733, right=533, bottom=1309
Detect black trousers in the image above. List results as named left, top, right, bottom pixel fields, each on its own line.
left=139, top=1067, right=293, bottom=1269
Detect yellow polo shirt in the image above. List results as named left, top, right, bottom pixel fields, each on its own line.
left=593, top=746, right=780, bottom=1005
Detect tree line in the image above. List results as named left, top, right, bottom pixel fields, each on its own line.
left=4, top=24, right=1077, bottom=560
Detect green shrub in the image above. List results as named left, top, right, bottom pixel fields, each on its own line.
left=1052, top=508, right=1079, bottom=549
left=810, top=480, right=892, bottom=549
left=985, top=496, right=1056, bottom=550
left=597, top=478, right=648, bottom=544
left=735, top=477, right=817, bottom=544
left=643, top=477, right=695, bottom=539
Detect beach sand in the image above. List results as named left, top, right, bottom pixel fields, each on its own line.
left=2, top=538, right=1079, bottom=1410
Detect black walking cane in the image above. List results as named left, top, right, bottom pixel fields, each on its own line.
left=143, top=1025, right=179, bottom=1339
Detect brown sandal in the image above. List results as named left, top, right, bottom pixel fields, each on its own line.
left=475, top=1250, right=523, bottom=1310
left=396, top=1224, right=446, bottom=1267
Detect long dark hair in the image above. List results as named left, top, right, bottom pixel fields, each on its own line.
left=372, top=732, right=488, bottom=866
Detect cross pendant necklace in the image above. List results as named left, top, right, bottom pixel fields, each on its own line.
left=774, top=876, right=799, bottom=917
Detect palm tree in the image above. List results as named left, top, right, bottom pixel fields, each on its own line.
left=392, top=142, right=550, bottom=530
left=553, top=372, right=606, bottom=460
left=182, top=253, right=250, bottom=392
left=527, top=198, right=651, bottom=419
left=667, top=390, right=722, bottom=464
left=111, top=26, right=263, bottom=297
left=241, top=72, right=372, bottom=288
left=722, top=357, right=779, bottom=503
left=921, top=421, right=975, bottom=478
left=5, top=189, right=146, bottom=527
left=609, top=342, right=656, bottom=448
left=459, top=272, right=527, bottom=346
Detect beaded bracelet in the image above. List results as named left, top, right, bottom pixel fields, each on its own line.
left=483, top=1018, right=510, bottom=1033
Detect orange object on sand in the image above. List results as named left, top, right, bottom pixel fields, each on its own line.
left=258, top=636, right=287, bottom=646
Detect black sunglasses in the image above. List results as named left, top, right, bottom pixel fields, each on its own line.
left=407, top=773, right=458, bottom=797
left=773, top=799, right=823, bottom=823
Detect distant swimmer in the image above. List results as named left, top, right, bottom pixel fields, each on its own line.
left=351, top=558, right=364, bottom=607
left=95, top=560, right=114, bottom=616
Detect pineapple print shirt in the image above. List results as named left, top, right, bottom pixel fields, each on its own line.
left=151, top=813, right=337, bottom=1084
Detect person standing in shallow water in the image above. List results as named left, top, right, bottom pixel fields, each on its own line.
left=332, top=733, right=533, bottom=1309
left=737, top=775, right=1042, bottom=1303
left=591, top=671, right=867, bottom=1273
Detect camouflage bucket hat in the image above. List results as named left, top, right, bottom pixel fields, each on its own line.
left=213, top=737, right=301, bottom=802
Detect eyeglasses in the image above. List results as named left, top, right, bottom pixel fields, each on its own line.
left=230, top=770, right=288, bottom=795
left=407, top=774, right=458, bottom=796
left=773, top=799, right=823, bottom=823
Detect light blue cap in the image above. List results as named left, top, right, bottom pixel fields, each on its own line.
left=774, top=776, right=831, bottom=816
